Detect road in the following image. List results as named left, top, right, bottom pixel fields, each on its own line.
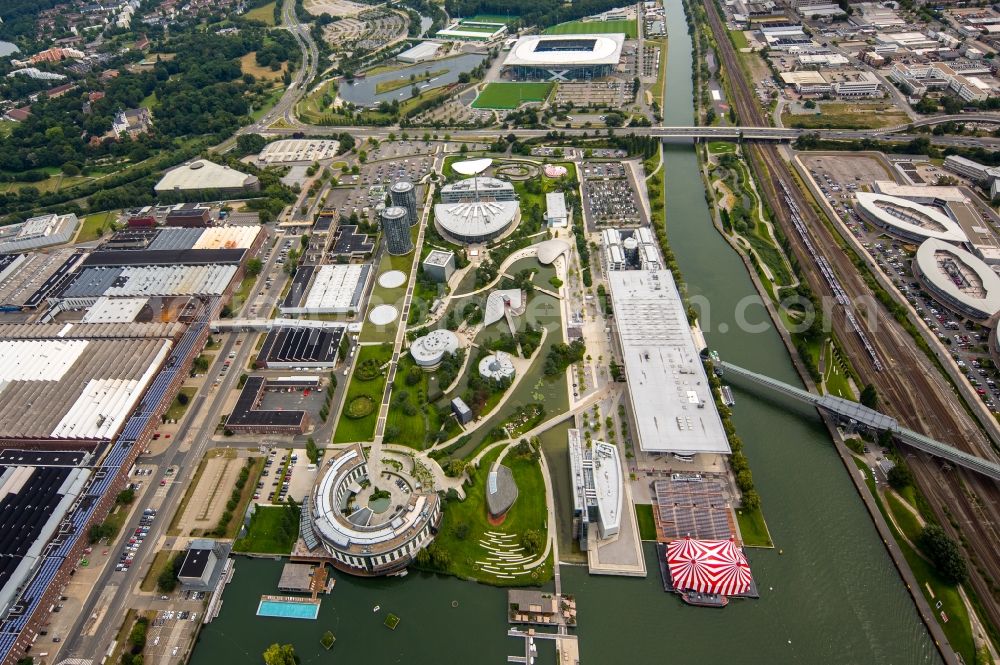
left=701, top=0, right=1000, bottom=649
left=59, top=234, right=287, bottom=661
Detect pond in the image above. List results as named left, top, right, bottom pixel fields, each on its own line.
left=340, top=53, right=484, bottom=107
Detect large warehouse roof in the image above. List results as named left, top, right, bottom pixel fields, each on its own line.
left=154, top=160, right=259, bottom=192
left=607, top=270, right=730, bottom=456
left=301, top=264, right=371, bottom=313
left=915, top=238, right=1000, bottom=318
left=503, top=33, right=626, bottom=67
left=855, top=192, right=967, bottom=243
left=62, top=265, right=237, bottom=299
left=0, top=335, right=172, bottom=441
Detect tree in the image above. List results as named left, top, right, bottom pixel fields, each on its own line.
left=520, top=529, right=542, bottom=554
left=887, top=462, right=913, bottom=490
left=306, top=437, right=319, bottom=464
left=859, top=384, right=878, bottom=409
left=246, top=258, right=263, bottom=277
left=917, top=524, right=967, bottom=584
left=741, top=489, right=761, bottom=511
left=236, top=133, right=267, bottom=156
left=263, top=643, right=297, bottom=665
left=116, top=488, right=136, bottom=505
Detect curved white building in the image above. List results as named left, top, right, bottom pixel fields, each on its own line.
left=309, top=444, right=441, bottom=576
left=435, top=177, right=520, bottom=244
left=855, top=192, right=967, bottom=244
left=479, top=351, right=516, bottom=381
left=409, top=329, right=460, bottom=367
left=536, top=238, right=571, bottom=265
left=914, top=238, right=1000, bottom=321
left=484, top=289, right=525, bottom=327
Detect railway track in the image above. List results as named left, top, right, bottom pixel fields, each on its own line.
left=700, top=0, right=1000, bottom=640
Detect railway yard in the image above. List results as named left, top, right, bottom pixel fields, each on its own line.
left=703, top=0, right=1000, bottom=640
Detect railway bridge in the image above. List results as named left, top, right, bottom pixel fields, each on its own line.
left=719, top=361, right=1000, bottom=481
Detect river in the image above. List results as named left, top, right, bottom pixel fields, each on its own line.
left=189, top=2, right=940, bottom=663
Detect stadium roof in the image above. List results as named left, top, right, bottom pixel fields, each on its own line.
left=154, top=160, right=259, bottom=192
left=915, top=238, right=1000, bottom=318
left=855, top=192, right=967, bottom=243
left=666, top=538, right=753, bottom=596
left=607, top=270, right=730, bottom=456
left=503, top=33, right=626, bottom=67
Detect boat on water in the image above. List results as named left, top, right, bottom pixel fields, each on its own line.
left=372, top=605, right=380, bottom=612
left=680, top=591, right=729, bottom=608
left=721, top=385, right=735, bottom=407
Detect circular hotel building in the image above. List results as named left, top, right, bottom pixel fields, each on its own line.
left=913, top=238, right=1000, bottom=322
left=854, top=192, right=967, bottom=244
left=307, top=444, right=441, bottom=576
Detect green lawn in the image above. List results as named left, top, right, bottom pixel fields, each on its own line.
left=852, top=456, right=976, bottom=663
left=232, top=505, right=299, bottom=554
left=245, top=1, right=276, bottom=25
left=334, top=344, right=393, bottom=443
left=360, top=232, right=419, bottom=343
left=0, top=120, right=14, bottom=138
left=730, top=29, right=749, bottom=49
left=164, top=387, right=197, bottom=422
left=707, top=141, right=736, bottom=154
left=543, top=19, right=637, bottom=38
left=429, top=446, right=551, bottom=585
left=77, top=211, right=116, bottom=243
left=467, top=14, right=515, bottom=24
left=634, top=504, right=656, bottom=541
left=736, top=505, right=773, bottom=547
left=385, top=355, right=442, bottom=450
left=471, top=82, right=553, bottom=110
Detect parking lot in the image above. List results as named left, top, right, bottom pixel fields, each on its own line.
left=581, top=162, right=642, bottom=228
left=115, top=506, right=158, bottom=573
left=257, top=449, right=320, bottom=504
left=805, top=156, right=1000, bottom=414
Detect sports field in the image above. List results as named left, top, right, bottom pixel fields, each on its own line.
left=472, top=82, right=554, bottom=109
left=543, top=19, right=637, bottom=38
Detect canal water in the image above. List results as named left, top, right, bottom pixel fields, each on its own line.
left=338, top=53, right=484, bottom=108
left=189, top=2, right=941, bottom=663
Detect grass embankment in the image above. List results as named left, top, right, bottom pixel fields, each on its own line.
left=472, top=82, right=554, bottom=110
left=782, top=102, right=909, bottom=130
left=736, top=506, right=773, bottom=547
left=648, top=39, right=668, bottom=102
left=851, top=457, right=975, bottom=663
left=729, top=29, right=749, bottom=49
left=375, top=69, right=446, bottom=95
left=334, top=344, right=394, bottom=442
left=428, top=446, right=551, bottom=585
left=543, top=19, right=637, bottom=38
left=634, top=504, right=656, bottom=541
left=233, top=504, right=300, bottom=554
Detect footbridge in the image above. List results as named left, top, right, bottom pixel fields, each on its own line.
left=210, top=318, right=355, bottom=332
left=719, top=361, right=1000, bottom=481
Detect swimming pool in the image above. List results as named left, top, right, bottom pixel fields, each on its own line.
left=256, top=599, right=321, bottom=620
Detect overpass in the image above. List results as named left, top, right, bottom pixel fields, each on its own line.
left=719, top=360, right=1000, bottom=481
left=210, top=318, right=354, bottom=332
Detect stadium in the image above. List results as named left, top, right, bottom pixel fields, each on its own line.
left=502, top=33, right=626, bottom=81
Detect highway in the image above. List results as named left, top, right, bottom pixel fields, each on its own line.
left=701, top=0, right=1000, bottom=644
